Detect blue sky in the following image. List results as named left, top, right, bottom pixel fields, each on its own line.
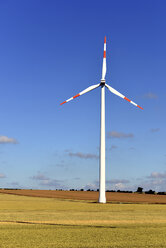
left=0, top=0, right=166, bottom=191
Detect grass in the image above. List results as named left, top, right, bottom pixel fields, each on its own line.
left=0, top=193, right=166, bottom=247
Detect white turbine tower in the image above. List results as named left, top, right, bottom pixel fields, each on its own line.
left=60, top=37, right=143, bottom=203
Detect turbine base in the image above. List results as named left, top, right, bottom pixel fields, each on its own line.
left=98, top=197, right=106, bottom=204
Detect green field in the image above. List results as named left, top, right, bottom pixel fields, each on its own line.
left=0, top=193, right=166, bottom=248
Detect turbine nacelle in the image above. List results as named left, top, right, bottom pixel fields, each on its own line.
left=100, top=79, right=106, bottom=86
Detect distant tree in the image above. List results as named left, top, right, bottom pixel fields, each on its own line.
left=136, top=187, right=143, bottom=193
left=145, top=189, right=155, bottom=194
left=80, top=189, right=84, bottom=191
left=97, top=189, right=99, bottom=192
left=157, top=192, right=166, bottom=195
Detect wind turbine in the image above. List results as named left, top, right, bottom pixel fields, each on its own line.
left=60, top=37, right=143, bottom=203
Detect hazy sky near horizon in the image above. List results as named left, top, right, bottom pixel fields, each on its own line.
left=0, top=0, right=166, bottom=191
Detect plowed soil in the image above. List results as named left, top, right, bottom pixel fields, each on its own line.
left=0, top=189, right=166, bottom=204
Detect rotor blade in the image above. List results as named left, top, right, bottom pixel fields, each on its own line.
left=105, top=84, right=143, bottom=110
left=101, top=36, right=106, bottom=80
left=60, top=83, right=100, bottom=105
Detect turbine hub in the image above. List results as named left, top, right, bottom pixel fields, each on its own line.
left=100, top=79, right=105, bottom=86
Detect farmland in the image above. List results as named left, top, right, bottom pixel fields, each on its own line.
left=0, top=192, right=166, bottom=247
left=0, top=189, right=166, bottom=204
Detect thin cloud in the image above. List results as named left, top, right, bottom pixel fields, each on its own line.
left=40, top=179, right=62, bottom=187
left=0, top=173, right=6, bottom=178
left=64, top=149, right=71, bottom=153
left=31, top=172, right=66, bottom=189
left=56, top=163, right=65, bottom=167
left=31, top=173, right=49, bottom=181
left=113, top=183, right=130, bottom=191
left=150, top=128, right=160, bottom=133
left=93, top=179, right=130, bottom=191
left=106, top=179, right=130, bottom=184
left=137, top=178, right=166, bottom=192
left=143, top=92, right=158, bottom=99
left=135, top=171, right=166, bottom=192
left=68, top=152, right=99, bottom=159
left=147, top=171, right=166, bottom=179
left=108, top=131, right=134, bottom=139
left=10, top=182, right=20, bottom=186
left=0, top=136, right=18, bottom=144
left=110, top=145, right=118, bottom=150
left=83, top=183, right=98, bottom=191
left=89, top=179, right=132, bottom=191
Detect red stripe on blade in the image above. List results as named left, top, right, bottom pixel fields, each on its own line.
left=137, top=105, right=143, bottom=110
left=104, top=36, right=106, bottom=43
left=103, top=51, right=106, bottom=58
left=124, top=97, right=131, bottom=102
left=73, top=94, right=80, bottom=99
left=60, top=101, right=66, bottom=105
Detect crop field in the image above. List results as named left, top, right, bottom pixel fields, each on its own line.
left=1, top=189, right=166, bottom=204
left=0, top=193, right=166, bottom=247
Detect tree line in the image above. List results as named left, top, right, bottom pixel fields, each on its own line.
left=69, top=187, right=166, bottom=195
